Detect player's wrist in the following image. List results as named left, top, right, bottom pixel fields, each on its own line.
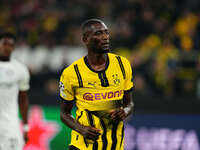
left=75, top=123, right=84, bottom=134
left=123, top=107, right=131, bottom=116
left=123, top=101, right=134, bottom=117
left=24, top=124, right=30, bottom=132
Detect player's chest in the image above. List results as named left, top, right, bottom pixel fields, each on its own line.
left=0, top=65, right=19, bottom=86
left=75, top=70, right=124, bottom=89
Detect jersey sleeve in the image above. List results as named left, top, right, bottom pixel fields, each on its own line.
left=59, top=69, right=75, bottom=101
left=124, top=58, right=133, bottom=91
left=18, top=64, right=30, bottom=91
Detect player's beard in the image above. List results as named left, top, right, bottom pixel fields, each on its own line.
left=93, top=43, right=110, bottom=54
left=0, top=55, right=10, bottom=61
left=94, top=47, right=110, bottom=54
left=0, top=49, right=11, bottom=61
left=90, top=39, right=110, bottom=54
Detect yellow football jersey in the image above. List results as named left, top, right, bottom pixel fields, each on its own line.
left=59, top=53, right=133, bottom=150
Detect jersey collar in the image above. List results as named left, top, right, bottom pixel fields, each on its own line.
left=84, top=53, right=110, bottom=73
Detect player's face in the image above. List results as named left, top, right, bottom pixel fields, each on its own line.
left=86, top=23, right=110, bottom=54
left=0, top=38, right=15, bottom=58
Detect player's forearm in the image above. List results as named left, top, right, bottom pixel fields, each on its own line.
left=122, top=91, right=134, bottom=117
left=60, top=112, right=83, bottom=133
left=19, top=97, right=29, bottom=124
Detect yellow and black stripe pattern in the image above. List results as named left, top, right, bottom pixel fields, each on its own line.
left=116, top=56, right=126, bottom=79
left=71, top=110, right=124, bottom=150
left=98, top=72, right=109, bottom=87
left=74, top=64, right=83, bottom=88
left=60, top=53, right=133, bottom=149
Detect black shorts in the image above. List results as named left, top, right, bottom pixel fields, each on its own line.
left=68, top=145, right=80, bottom=150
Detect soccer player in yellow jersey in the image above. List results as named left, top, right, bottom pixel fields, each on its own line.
left=59, top=19, right=134, bottom=150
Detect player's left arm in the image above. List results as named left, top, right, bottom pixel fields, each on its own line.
left=123, top=90, right=134, bottom=117
left=110, top=57, right=134, bottom=121
left=18, top=63, right=30, bottom=143
left=18, top=91, right=29, bottom=142
left=110, top=91, right=134, bottom=122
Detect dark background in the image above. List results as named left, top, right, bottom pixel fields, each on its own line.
left=1, top=0, right=200, bottom=114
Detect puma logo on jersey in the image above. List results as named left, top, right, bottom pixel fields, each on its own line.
left=88, top=81, right=96, bottom=88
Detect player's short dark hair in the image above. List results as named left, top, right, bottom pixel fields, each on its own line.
left=81, top=19, right=104, bottom=35
left=0, top=32, right=16, bottom=42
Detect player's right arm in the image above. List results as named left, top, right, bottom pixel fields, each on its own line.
left=60, top=99, right=100, bottom=140
left=59, top=68, right=100, bottom=140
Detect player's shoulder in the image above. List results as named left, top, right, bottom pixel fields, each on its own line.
left=61, top=56, right=84, bottom=75
left=108, top=52, right=130, bottom=64
left=11, top=59, right=29, bottom=70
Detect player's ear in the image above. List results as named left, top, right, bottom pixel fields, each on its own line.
left=82, top=35, right=86, bottom=43
left=82, top=34, right=88, bottom=44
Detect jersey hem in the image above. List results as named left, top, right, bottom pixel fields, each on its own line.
left=60, top=95, right=74, bottom=101
left=124, top=87, right=133, bottom=93
left=68, top=145, right=80, bottom=150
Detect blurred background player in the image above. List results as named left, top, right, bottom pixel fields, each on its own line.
left=0, top=33, right=30, bottom=150
left=59, top=19, right=134, bottom=150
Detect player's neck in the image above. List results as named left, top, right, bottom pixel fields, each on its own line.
left=0, top=56, right=10, bottom=62
left=86, top=53, right=108, bottom=71
left=87, top=53, right=107, bottom=65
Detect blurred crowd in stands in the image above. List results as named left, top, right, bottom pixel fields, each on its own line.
left=1, top=0, right=200, bottom=98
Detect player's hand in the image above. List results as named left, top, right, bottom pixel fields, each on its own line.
left=24, top=131, right=29, bottom=143
left=109, top=108, right=127, bottom=122
left=78, top=125, right=101, bottom=141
